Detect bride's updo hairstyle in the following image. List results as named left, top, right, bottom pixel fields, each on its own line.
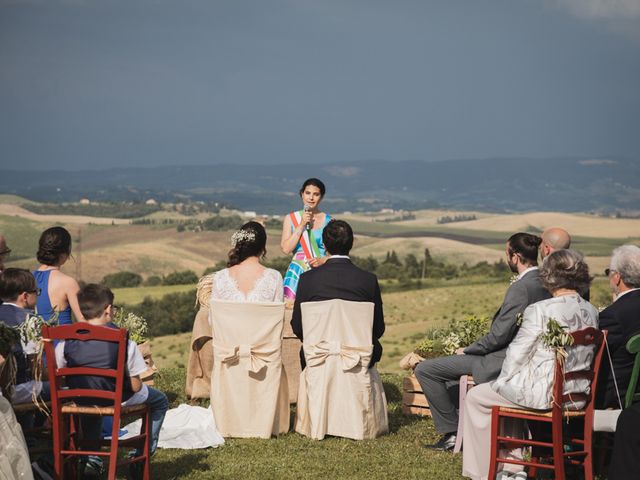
left=227, top=221, right=267, bottom=267
left=37, top=226, right=72, bottom=266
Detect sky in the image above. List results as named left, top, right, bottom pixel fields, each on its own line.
left=1, top=0, right=639, bottom=170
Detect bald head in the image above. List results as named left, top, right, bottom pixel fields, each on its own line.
left=540, top=228, right=571, bottom=259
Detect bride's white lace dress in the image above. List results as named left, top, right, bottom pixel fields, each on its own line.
left=210, top=268, right=284, bottom=303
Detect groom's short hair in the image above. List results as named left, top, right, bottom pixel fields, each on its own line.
left=323, top=220, right=353, bottom=256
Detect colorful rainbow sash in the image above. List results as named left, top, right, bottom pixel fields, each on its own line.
left=289, top=210, right=322, bottom=259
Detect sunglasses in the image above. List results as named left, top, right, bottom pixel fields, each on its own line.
left=28, top=288, right=42, bottom=296
left=604, top=268, right=617, bottom=277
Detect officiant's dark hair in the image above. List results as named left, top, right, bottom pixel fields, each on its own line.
left=323, top=219, right=353, bottom=256
left=299, top=178, right=326, bottom=197
left=507, top=232, right=541, bottom=266
left=227, top=221, right=267, bottom=267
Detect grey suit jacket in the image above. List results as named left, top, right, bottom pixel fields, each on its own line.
left=463, top=269, right=551, bottom=383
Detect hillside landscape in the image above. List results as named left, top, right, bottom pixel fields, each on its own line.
left=1, top=195, right=634, bottom=374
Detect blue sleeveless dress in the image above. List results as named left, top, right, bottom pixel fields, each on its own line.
left=32, top=270, right=73, bottom=325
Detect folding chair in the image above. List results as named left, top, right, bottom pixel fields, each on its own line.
left=42, top=323, right=151, bottom=480
left=488, top=328, right=605, bottom=480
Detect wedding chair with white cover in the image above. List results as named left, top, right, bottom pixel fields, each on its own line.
left=209, top=300, right=289, bottom=438
left=295, top=299, right=389, bottom=440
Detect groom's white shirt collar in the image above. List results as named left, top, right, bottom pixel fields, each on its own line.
left=517, top=266, right=538, bottom=280
left=327, top=255, right=350, bottom=260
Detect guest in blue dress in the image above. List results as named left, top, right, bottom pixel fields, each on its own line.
left=33, top=227, right=83, bottom=324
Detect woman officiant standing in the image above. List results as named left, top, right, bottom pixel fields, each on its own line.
left=281, top=178, right=331, bottom=302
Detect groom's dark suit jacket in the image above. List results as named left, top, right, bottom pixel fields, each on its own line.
left=596, top=289, right=640, bottom=409
left=291, top=257, right=385, bottom=369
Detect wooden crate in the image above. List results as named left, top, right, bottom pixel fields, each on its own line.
left=402, top=374, right=431, bottom=416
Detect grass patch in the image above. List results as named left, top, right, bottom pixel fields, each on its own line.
left=151, top=367, right=463, bottom=480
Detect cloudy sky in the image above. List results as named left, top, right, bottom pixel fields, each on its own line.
left=1, top=0, right=639, bottom=170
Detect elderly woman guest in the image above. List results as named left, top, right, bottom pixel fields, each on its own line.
left=210, top=221, right=283, bottom=303
left=33, top=226, right=84, bottom=324
left=281, top=178, right=331, bottom=301
left=462, top=249, right=598, bottom=480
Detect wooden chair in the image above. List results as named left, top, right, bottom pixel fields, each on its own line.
left=42, top=323, right=151, bottom=480
left=487, top=328, right=605, bottom=480
left=624, top=333, right=640, bottom=408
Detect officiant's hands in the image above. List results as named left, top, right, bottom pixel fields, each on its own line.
left=307, top=256, right=327, bottom=268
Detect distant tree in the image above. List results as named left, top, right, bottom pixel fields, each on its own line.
left=263, top=256, right=290, bottom=277
left=163, top=270, right=199, bottom=286
left=144, top=275, right=162, bottom=287
left=352, top=255, right=379, bottom=273
left=384, top=250, right=401, bottom=266
left=101, top=271, right=143, bottom=288
left=130, top=290, right=196, bottom=336
left=404, top=254, right=421, bottom=277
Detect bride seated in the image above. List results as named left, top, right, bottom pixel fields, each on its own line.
left=211, top=221, right=283, bottom=305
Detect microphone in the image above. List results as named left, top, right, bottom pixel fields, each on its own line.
left=304, top=204, right=312, bottom=231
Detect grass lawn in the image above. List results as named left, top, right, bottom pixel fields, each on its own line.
left=151, top=368, right=464, bottom=480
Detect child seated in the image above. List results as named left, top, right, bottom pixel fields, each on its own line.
left=0, top=268, right=49, bottom=403
left=54, top=284, right=168, bottom=476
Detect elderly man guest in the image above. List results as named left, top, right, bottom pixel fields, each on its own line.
left=415, top=233, right=551, bottom=451
left=596, top=244, right=640, bottom=409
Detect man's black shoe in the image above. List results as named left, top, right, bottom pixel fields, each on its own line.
left=425, top=432, right=457, bottom=451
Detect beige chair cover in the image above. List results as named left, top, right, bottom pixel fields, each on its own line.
left=0, top=395, right=34, bottom=480
left=295, top=299, right=389, bottom=440
left=210, top=300, right=289, bottom=438
left=186, top=276, right=214, bottom=399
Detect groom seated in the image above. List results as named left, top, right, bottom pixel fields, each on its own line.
left=291, top=219, right=385, bottom=369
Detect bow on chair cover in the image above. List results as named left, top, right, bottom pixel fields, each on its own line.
left=304, top=341, right=372, bottom=371
left=295, top=299, right=389, bottom=441
left=209, top=300, right=289, bottom=438
left=215, top=343, right=280, bottom=374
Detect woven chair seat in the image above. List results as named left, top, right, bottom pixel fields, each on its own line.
left=61, top=402, right=148, bottom=416
left=12, top=401, right=52, bottom=414
left=498, top=406, right=586, bottom=418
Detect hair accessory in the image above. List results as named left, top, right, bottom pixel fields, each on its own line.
left=231, top=229, right=256, bottom=247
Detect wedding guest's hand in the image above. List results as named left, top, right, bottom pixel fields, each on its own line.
left=455, top=348, right=465, bottom=355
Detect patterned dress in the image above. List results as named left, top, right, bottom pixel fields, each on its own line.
left=283, top=211, right=331, bottom=300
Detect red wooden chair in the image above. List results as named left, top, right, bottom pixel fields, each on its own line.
left=42, top=323, right=151, bottom=480
left=487, top=328, right=605, bottom=480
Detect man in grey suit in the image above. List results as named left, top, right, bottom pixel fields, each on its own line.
left=415, top=233, right=551, bottom=450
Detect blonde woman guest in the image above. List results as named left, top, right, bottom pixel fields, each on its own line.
left=33, top=227, right=84, bottom=324
left=462, top=250, right=598, bottom=480
left=211, top=222, right=283, bottom=304
left=281, top=178, right=331, bottom=302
